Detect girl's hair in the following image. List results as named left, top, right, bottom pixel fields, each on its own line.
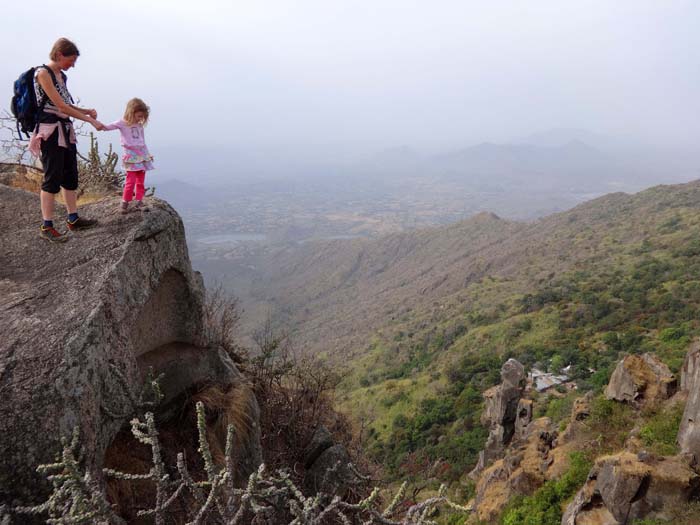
left=50, top=38, right=80, bottom=61
left=123, top=98, right=150, bottom=126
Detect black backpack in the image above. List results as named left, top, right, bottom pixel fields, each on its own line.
left=10, top=65, right=64, bottom=140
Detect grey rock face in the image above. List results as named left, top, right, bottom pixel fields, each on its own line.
left=0, top=186, right=261, bottom=506
left=514, top=399, right=533, bottom=441
left=681, top=340, right=700, bottom=391
left=679, top=342, right=700, bottom=460
left=561, top=453, right=699, bottom=525
left=304, top=426, right=334, bottom=469
left=469, top=358, right=525, bottom=478
left=597, top=459, right=648, bottom=523
left=604, top=353, right=676, bottom=405
left=305, top=444, right=361, bottom=495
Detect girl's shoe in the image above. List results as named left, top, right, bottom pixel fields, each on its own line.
left=134, top=200, right=150, bottom=212
left=119, top=201, right=129, bottom=214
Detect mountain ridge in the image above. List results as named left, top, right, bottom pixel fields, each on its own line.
left=238, top=180, right=700, bottom=359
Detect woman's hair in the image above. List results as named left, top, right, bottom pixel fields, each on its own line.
left=50, top=38, right=80, bottom=61
left=123, top=98, right=150, bottom=126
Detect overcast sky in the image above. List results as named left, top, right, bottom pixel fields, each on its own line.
left=3, top=1, right=700, bottom=175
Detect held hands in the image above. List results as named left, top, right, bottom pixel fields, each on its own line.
left=85, top=108, right=98, bottom=119
left=92, top=120, right=105, bottom=131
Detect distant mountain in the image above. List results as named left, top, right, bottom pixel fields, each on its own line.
left=231, top=180, right=700, bottom=358
left=515, top=128, right=625, bottom=149
left=430, top=139, right=624, bottom=191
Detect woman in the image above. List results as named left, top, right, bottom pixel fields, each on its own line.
left=29, top=37, right=104, bottom=242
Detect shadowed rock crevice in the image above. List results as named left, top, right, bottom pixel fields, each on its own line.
left=131, top=270, right=202, bottom=358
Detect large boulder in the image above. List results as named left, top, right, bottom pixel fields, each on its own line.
left=679, top=341, right=700, bottom=460
left=604, top=353, right=676, bottom=406
left=469, top=359, right=526, bottom=478
left=561, top=452, right=700, bottom=525
left=0, top=185, right=261, bottom=507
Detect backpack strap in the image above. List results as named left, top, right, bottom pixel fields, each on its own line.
left=35, top=65, right=72, bottom=130
left=34, top=65, right=53, bottom=131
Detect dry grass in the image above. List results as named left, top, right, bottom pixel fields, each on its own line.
left=191, top=384, right=257, bottom=469
left=104, top=382, right=258, bottom=523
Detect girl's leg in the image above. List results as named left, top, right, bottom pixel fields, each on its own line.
left=123, top=171, right=137, bottom=202
left=134, top=171, right=146, bottom=201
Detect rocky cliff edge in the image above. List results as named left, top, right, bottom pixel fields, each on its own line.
left=0, top=183, right=262, bottom=507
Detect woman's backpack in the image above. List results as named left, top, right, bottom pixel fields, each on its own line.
left=10, top=65, right=62, bottom=140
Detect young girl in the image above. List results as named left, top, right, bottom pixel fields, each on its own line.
left=103, top=98, right=155, bottom=213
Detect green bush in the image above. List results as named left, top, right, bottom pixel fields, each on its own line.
left=640, top=403, right=685, bottom=456
left=586, top=396, right=636, bottom=452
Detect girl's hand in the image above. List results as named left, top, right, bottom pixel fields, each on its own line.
left=92, top=120, right=105, bottom=131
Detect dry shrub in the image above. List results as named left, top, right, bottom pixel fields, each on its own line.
left=202, top=285, right=247, bottom=366
left=249, top=317, right=353, bottom=481
left=203, top=288, right=359, bottom=481
left=76, top=132, right=124, bottom=198
left=190, top=384, right=257, bottom=477
left=104, top=382, right=257, bottom=524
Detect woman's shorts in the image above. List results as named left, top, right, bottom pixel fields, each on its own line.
left=40, top=128, right=78, bottom=194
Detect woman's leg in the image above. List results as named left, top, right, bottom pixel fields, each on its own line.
left=62, top=189, right=77, bottom=215
left=134, top=171, right=146, bottom=201
left=40, top=128, right=62, bottom=223
left=123, top=171, right=137, bottom=202
left=40, top=191, right=55, bottom=221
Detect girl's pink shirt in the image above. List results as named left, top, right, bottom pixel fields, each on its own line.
left=104, top=120, right=147, bottom=148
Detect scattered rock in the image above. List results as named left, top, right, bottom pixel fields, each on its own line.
left=604, top=353, right=676, bottom=406
left=471, top=418, right=555, bottom=522
left=514, top=399, right=533, bottom=441
left=572, top=391, right=594, bottom=421
left=304, top=425, right=334, bottom=468
left=304, top=444, right=361, bottom=496
left=469, top=359, right=526, bottom=478
left=561, top=452, right=699, bottom=525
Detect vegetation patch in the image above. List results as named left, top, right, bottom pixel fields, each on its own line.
left=639, top=402, right=685, bottom=456
left=500, top=452, right=593, bottom=525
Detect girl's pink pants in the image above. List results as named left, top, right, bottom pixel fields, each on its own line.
left=123, top=170, right=146, bottom=202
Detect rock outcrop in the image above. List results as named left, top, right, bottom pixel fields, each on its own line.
left=303, top=426, right=362, bottom=496
left=604, top=353, right=677, bottom=406
left=469, top=358, right=526, bottom=478
left=471, top=417, right=558, bottom=522
left=561, top=452, right=699, bottom=525
left=679, top=341, right=700, bottom=461
left=0, top=185, right=262, bottom=506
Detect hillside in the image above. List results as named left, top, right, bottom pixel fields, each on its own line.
left=233, top=181, right=700, bottom=491
left=244, top=181, right=700, bottom=358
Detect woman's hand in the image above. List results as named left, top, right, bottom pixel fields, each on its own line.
left=85, top=109, right=98, bottom=119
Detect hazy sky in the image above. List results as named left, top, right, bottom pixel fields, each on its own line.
left=3, top=1, right=700, bottom=173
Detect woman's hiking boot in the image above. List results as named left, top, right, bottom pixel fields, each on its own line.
left=119, top=201, right=129, bottom=214
left=66, top=216, right=98, bottom=231
left=134, top=200, right=150, bottom=212
left=39, top=225, right=68, bottom=243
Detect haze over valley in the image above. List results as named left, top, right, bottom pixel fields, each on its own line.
left=155, top=128, right=700, bottom=342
